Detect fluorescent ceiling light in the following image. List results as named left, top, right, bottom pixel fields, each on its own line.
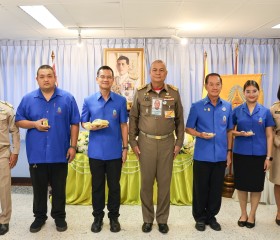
left=272, top=24, right=280, bottom=29
left=171, top=35, right=188, bottom=45
left=19, top=5, right=64, bottom=29
left=179, top=23, right=202, bottom=31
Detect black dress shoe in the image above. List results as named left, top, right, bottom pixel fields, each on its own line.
left=91, top=218, right=103, bottom=233
left=110, top=218, right=121, bottom=232
left=142, top=222, right=152, bottom=233
left=30, top=220, right=46, bottom=233
left=238, top=217, right=247, bottom=227
left=0, top=224, right=9, bottom=235
left=195, top=222, right=205, bottom=231
left=209, top=221, right=221, bottom=231
left=55, top=219, right=68, bottom=232
left=276, top=217, right=280, bottom=226
left=158, top=223, right=169, bottom=234
left=246, top=220, right=255, bottom=228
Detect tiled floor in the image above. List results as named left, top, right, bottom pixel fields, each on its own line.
left=1, top=186, right=279, bottom=239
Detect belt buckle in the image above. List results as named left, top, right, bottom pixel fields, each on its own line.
left=155, top=136, right=161, bottom=140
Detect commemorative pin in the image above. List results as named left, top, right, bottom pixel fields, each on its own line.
left=223, top=116, right=226, bottom=123
left=113, top=109, right=117, bottom=117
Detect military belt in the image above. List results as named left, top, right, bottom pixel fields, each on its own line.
left=140, top=130, right=173, bottom=140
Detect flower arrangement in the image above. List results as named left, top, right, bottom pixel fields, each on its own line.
left=77, top=131, right=89, bottom=155
left=76, top=131, right=194, bottom=156
left=180, top=133, right=195, bottom=154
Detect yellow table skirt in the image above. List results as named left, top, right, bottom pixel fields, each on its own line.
left=66, top=153, right=193, bottom=206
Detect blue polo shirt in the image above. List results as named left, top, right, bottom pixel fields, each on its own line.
left=232, top=102, right=275, bottom=156
left=186, top=96, right=233, bottom=162
left=15, top=88, right=80, bottom=164
left=81, top=91, right=128, bottom=160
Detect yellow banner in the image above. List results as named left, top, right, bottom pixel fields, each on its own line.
left=220, top=74, right=263, bottom=108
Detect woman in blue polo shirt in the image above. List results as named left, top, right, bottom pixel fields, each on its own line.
left=232, top=80, right=274, bottom=229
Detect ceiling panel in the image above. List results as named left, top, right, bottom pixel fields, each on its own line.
left=0, top=0, right=280, bottom=40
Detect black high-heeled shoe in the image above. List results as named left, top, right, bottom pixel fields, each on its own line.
left=276, top=217, right=280, bottom=226
left=237, top=217, right=247, bottom=227
left=246, top=219, right=255, bottom=228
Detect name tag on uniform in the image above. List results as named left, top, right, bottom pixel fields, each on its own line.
left=165, top=110, right=175, bottom=118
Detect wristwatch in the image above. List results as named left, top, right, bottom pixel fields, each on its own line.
left=266, top=156, right=273, bottom=161
left=227, top=149, right=232, bottom=152
left=122, top=146, right=128, bottom=150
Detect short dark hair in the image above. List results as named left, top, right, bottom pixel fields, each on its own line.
left=205, top=73, right=222, bottom=85
left=37, top=65, right=55, bottom=76
left=277, top=85, right=280, bottom=101
left=117, top=56, right=129, bottom=65
left=243, top=80, right=259, bottom=91
left=97, top=65, right=114, bottom=78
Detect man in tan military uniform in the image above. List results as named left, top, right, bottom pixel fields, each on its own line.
left=270, top=100, right=280, bottom=225
left=0, top=100, right=20, bottom=235
left=129, top=60, right=184, bottom=234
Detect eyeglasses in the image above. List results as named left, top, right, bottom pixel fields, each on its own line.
left=98, top=75, right=113, bottom=80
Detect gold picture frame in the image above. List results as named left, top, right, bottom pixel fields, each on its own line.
left=104, top=48, right=145, bottom=110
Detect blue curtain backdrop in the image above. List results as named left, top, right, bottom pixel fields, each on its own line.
left=1, top=38, right=279, bottom=127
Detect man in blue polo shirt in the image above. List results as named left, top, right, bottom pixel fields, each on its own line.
left=186, top=73, right=233, bottom=232
left=15, top=65, right=80, bottom=233
left=81, top=65, right=128, bottom=233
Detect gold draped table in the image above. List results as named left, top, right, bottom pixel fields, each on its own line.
left=66, top=152, right=193, bottom=206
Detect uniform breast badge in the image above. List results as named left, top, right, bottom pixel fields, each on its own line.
left=165, top=110, right=175, bottom=118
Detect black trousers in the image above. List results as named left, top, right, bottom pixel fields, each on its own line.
left=89, top=158, right=122, bottom=219
left=192, top=160, right=226, bottom=223
left=29, top=163, right=68, bottom=222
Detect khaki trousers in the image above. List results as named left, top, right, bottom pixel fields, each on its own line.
left=138, top=134, right=174, bottom=224
left=0, top=156, right=11, bottom=224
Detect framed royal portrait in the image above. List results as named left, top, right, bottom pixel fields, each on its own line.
left=104, top=48, right=145, bottom=110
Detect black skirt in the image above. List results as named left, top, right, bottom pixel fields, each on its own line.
left=233, top=153, right=266, bottom=192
